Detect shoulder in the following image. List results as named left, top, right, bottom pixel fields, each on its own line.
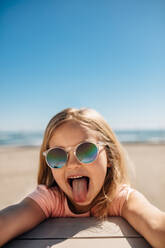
left=122, top=189, right=162, bottom=219
left=27, top=184, right=64, bottom=218
left=122, top=188, right=165, bottom=231
left=28, top=184, right=62, bottom=198
left=108, top=184, right=135, bottom=216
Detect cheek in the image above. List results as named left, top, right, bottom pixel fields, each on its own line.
left=97, top=150, right=108, bottom=168
left=51, top=169, right=62, bottom=184
left=92, top=150, right=108, bottom=177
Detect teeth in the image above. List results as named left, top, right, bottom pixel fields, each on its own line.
left=68, top=176, right=84, bottom=179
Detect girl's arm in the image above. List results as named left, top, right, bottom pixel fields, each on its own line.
left=122, top=190, right=165, bottom=248
left=0, top=197, right=46, bottom=246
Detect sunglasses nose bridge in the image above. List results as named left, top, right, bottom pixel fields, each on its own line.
left=65, top=149, right=82, bottom=169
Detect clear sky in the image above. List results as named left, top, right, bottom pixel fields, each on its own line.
left=0, top=0, right=165, bottom=131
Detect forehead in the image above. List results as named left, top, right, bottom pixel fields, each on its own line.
left=49, top=121, right=98, bottom=147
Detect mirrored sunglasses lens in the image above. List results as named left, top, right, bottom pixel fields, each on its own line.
left=47, top=148, right=67, bottom=168
left=76, top=142, right=98, bottom=163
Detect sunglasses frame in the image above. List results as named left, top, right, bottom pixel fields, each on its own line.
left=43, top=141, right=105, bottom=169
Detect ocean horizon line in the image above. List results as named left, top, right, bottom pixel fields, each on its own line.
left=0, top=129, right=165, bottom=146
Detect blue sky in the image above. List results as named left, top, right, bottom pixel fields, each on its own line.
left=0, top=0, right=165, bottom=131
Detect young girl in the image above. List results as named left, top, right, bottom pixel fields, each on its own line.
left=0, top=108, right=165, bottom=247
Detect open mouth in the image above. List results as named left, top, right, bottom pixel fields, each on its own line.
left=68, top=176, right=90, bottom=190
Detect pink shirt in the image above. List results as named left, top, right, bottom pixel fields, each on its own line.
left=28, top=184, right=134, bottom=218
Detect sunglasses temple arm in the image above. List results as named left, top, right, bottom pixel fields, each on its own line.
left=43, top=151, right=46, bottom=156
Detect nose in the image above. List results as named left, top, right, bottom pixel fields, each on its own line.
left=66, top=151, right=81, bottom=169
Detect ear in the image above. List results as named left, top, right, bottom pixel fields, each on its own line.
left=104, top=145, right=112, bottom=168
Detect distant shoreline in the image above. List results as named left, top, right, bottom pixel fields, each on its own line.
left=0, top=142, right=165, bottom=148
left=122, top=142, right=165, bottom=146
left=1, top=129, right=165, bottom=146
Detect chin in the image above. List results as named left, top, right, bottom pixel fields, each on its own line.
left=75, top=199, right=92, bottom=206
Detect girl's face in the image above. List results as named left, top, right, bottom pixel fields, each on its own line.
left=49, top=121, right=110, bottom=212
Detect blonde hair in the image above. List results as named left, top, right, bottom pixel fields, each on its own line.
left=38, top=108, right=129, bottom=219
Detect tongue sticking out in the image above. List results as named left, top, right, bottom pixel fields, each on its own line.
left=72, top=177, right=88, bottom=202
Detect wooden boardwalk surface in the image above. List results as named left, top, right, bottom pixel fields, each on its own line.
left=4, top=217, right=152, bottom=247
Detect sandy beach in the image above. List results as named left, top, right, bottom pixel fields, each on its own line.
left=0, top=144, right=165, bottom=211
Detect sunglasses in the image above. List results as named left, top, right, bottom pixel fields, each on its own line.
left=43, top=141, right=105, bottom=169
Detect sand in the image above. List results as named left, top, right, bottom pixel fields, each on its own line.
left=0, top=144, right=165, bottom=211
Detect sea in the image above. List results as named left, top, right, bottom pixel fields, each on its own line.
left=0, top=130, right=165, bottom=146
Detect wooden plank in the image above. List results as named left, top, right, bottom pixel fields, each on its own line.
left=4, top=238, right=152, bottom=248
left=3, top=217, right=152, bottom=248
left=17, top=217, right=141, bottom=239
